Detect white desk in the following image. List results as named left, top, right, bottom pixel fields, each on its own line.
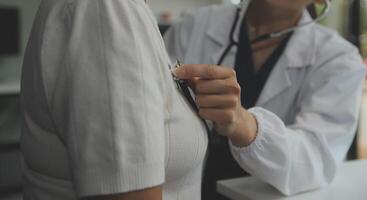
left=0, top=82, right=20, bottom=96
left=217, top=160, right=367, bottom=200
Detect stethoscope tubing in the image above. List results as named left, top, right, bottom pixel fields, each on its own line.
left=216, top=8, right=242, bottom=66
left=217, top=0, right=331, bottom=65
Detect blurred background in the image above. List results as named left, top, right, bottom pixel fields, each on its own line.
left=0, top=0, right=366, bottom=199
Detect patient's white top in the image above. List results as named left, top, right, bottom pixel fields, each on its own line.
left=20, top=0, right=208, bottom=199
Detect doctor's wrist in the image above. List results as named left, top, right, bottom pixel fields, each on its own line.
left=228, top=108, right=258, bottom=148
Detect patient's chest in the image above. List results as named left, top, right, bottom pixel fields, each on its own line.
left=163, top=80, right=208, bottom=187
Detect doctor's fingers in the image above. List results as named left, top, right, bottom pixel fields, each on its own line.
left=194, top=78, right=241, bottom=95
left=198, top=108, right=236, bottom=125
left=173, top=64, right=235, bottom=80
left=196, top=94, right=238, bottom=108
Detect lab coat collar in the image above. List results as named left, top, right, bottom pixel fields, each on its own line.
left=283, top=11, right=317, bottom=68
left=206, top=8, right=317, bottom=68
left=206, top=5, right=244, bottom=57
left=257, top=12, right=317, bottom=106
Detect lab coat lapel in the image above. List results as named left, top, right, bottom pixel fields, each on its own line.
left=206, top=6, right=245, bottom=66
left=256, top=59, right=293, bottom=106
left=256, top=11, right=317, bottom=106
left=205, top=8, right=316, bottom=107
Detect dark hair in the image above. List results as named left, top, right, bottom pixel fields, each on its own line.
left=307, top=4, right=317, bottom=19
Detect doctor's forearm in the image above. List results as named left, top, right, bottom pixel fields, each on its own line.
left=229, top=107, right=340, bottom=195
left=227, top=108, right=259, bottom=148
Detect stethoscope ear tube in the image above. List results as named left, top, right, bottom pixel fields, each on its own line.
left=217, top=0, right=251, bottom=65
left=269, top=0, right=331, bottom=39
left=216, top=8, right=241, bottom=66
left=217, top=0, right=331, bottom=65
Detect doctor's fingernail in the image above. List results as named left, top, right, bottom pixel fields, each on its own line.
left=171, top=68, right=179, bottom=77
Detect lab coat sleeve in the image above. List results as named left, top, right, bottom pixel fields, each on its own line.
left=229, top=50, right=366, bottom=195
left=48, top=0, right=166, bottom=197
left=163, top=11, right=196, bottom=62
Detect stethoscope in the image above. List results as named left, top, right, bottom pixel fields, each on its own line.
left=171, top=0, right=331, bottom=144
left=217, top=0, right=332, bottom=65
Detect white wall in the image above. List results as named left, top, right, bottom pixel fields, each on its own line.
left=0, top=0, right=224, bottom=84
left=0, top=0, right=352, bottom=84
left=148, top=0, right=222, bottom=20
left=320, top=0, right=349, bottom=36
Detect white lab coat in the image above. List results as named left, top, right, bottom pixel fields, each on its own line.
left=164, top=4, right=366, bottom=195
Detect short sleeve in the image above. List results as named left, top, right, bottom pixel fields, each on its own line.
left=47, top=0, right=166, bottom=197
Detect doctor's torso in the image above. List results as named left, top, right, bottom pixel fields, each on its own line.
left=164, top=4, right=360, bottom=122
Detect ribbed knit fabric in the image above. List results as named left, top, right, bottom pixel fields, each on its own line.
left=20, top=0, right=208, bottom=199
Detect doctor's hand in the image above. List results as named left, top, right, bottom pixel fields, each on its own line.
left=173, top=64, right=258, bottom=147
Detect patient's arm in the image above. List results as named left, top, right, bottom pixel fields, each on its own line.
left=86, top=186, right=162, bottom=200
